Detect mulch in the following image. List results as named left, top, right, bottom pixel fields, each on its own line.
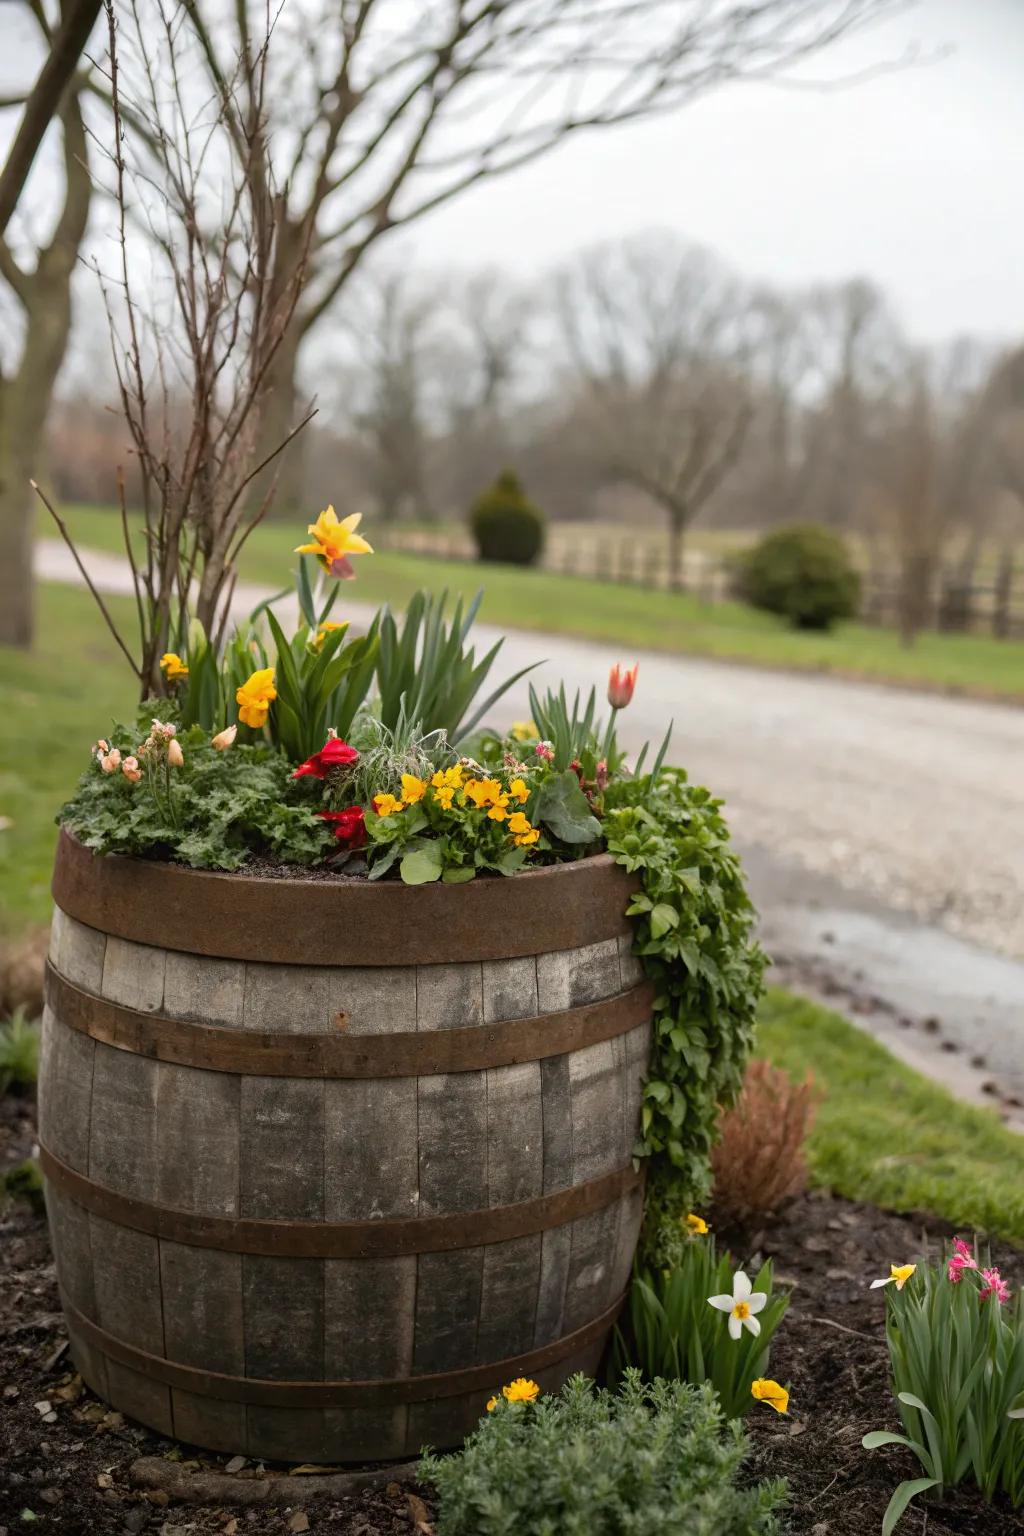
left=2, top=1088, right=1024, bottom=1535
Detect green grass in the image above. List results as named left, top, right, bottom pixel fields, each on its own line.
left=0, top=583, right=136, bottom=936
left=38, top=503, right=1024, bottom=701
left=757, top=988, right=1024, bottom=1244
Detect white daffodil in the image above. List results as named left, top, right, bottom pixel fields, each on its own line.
left=708, top=1270, right=767, bottom=1340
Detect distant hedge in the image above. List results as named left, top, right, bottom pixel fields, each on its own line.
left=470, top=470, right=546, bottom=566
left=736, top=523, right=861, bottom=631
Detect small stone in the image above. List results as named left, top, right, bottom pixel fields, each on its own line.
left=97, top=1475, right=113, bottom=1490
left=38, top=1492, right=60, bottom=1507
left=287, top=1515, right=309, bottom=1534
left=32, top=1402, right=52, bottom=1417
left=224, top=1455, right=246, bottom=1474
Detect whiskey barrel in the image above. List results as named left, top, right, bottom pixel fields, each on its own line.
left=39, top=829, right=652, bottom=1462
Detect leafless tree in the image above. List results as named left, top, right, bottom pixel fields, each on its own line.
left=554, top=234, right=755, bottom=585
left=0, top=0, right=97, bottom=646
left=180, top=0, right=898, bottom=507
left=37, top=0, right=313, bottom=696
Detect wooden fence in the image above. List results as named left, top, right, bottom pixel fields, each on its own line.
left=372, top=528, right=1024, bottom=641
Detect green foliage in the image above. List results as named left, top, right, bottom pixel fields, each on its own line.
left=376, top=589, right=537, bottom=742
left=59, top=716, right=332, bottom=870
left=611, top=1235, right=788, bottom=1420
left=3, top=1157, right=44, bottom=1215
left=864, top=1250, right=1024, bottom=1532
left=604, top=768, right=766, bottom=1196
left=756, top=989, right=1024, bottom=1243
left=469, top=469, right=546, bottom=567
left=737, top=523, right=861, bottom=631
left=264, top=608, right=379, bottom=762
left=420, top=1370, right=786, bottom=1536
left=0, top=1009, right=40, bottom=1093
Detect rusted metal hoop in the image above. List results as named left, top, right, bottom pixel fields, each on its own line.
left=52, top=828, right=637, bottom=966
left=41, top=1145, right=643, bottom=1258
left=45, top=964, right=653, bottom=1079
left=61, top=1290, right=626, bottom=1408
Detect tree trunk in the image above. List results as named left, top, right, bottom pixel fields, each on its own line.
left=252, top=322, right=307, bottom=515
left=0, top=380, right=36, bottom=646
left=0, top=269, right=77, bottom=646
left=667, top=515, right=686, bottom=592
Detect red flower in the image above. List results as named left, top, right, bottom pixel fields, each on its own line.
left=607, top=662, right=638, bottom=710
left=292, top=737, right=359, bottom=779
left=317, top=806, right=366, bottom=849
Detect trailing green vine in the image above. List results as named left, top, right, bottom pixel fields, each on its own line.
left=604, top=768, right=767, bottom=1232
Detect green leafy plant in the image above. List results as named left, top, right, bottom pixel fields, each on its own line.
left=375, top=589, right=536, bottom=742
left=604, top=768, right=767, bottom=1201
left=736, top=523, right=861, bottom=631
left=864, top=1243, right=1024, bottom=1533
left=60, top=716, right=332, bottom=870
left=469, top=468, right=546, bottom=566
left=420, top=1370, right=786, bottom=1536
left=611, top=1233, right=788, bottom=1419
left=0, top=1009, right=40, bottom=1093
left=2, top=1157, right=44, bottom=1215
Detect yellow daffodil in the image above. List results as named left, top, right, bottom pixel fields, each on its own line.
left=684, top=1213, right=709, bottom=1235
left=160, top=652, right=189, bottom=681
left=751, top=1379, right=789, bottom=1415
left=236, top=667, right=277, bottom=729
left=510, top=721, right=538, bottom=741
left=295, top=506, right=374, bottom=579
left=508, top=777, right=529, bottom=804
left=870, top=1263, right=917, bottom=1292
left=401, top=774, right=427, bottom=804
left=372, top=793, right=405, bottom=817
left=313, top=620, right=345, bottom=651
left=502, top=1378, right=540, bottom=1404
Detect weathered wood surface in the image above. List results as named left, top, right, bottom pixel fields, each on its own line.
left=42, top=880, right=651, bottom=1461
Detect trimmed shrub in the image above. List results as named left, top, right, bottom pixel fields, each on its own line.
left=711, top=1061, right=818, bottom=1226
left=420, top=1371, right=787, bottom=1535
left=737, top=523, right=861, bottom=630
left=469, top=469, right=546, bottom=566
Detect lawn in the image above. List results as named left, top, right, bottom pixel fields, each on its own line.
left=757, top=988, right=1024, bottom=1244
left=0, top=584, right=136, bottom=937
left=38, top=503, right=1024, bottom=702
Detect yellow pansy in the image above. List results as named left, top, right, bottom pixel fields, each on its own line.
left=685, top=1213, right=709, bottom=1235
left=487, top=793, right=510, bottom=822
left=751, top=1379, right=789, bottom=1415
left=235, top=667, right=277, bottom=729
left=507, top=811, right=532, bottom=837
left=313, top=620, right=344, bottom=651
left=434, top=785, right=455, bottom=811
left=401, top=774, right=427, bottom=804
left=514, top=826, right=540, bottom=847
left=502, top=1377, right=540, bottom=1404
left=294, top=506, right=374, bottom=578
left=160, top=652, right=189, bottom=681
left=508, top=777, right=529, bottom=804
left=510, top=721, right=537, bottom=741
left=443, top=764, right=464, bottom=788
left=372, top=793, right=405, bottom=817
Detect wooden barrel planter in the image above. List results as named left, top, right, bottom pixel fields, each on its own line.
left=39, top=828, right=653, bottom=1462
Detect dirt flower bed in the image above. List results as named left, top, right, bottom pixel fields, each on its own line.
left=3, top=1165, right=1023, bottom=1535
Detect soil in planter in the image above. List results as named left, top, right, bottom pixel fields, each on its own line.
left=3, top=1119, right=1024, bottom=1535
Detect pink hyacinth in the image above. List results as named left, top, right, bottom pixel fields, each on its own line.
left=948, top=1237, right=977, bottom=1284
left=979, top=1267, right=1011, bottom=1305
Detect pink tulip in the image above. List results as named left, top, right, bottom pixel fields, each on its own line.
left=212, top=725, right=237, bottom=751
left=607, top=662, right=638, bottom=710
left=979, top=1267, right=1011, bottom=1305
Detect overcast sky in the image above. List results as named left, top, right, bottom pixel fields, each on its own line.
left=403, top=0, right=1022, bottom=348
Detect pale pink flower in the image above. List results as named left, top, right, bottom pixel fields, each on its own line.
left=93, top=739, right=110, bottom=758
left=535, top=741, right=555, bottom=762
left=151, top=719, right=177, bottom=738
left=948, top=1237, right=977, bottom=1284
left=167, top=738, right=184, bottom=768
left=211, top=725, right=237, bottom=751
left=99, top=749, right=121, bottom=774
left=122, top=756, right=142, bottom=783
left=979, top=1267, right=1011, bottom=1305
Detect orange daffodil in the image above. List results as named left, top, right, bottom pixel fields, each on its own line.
left=295, top=506, right=373, bottom=579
